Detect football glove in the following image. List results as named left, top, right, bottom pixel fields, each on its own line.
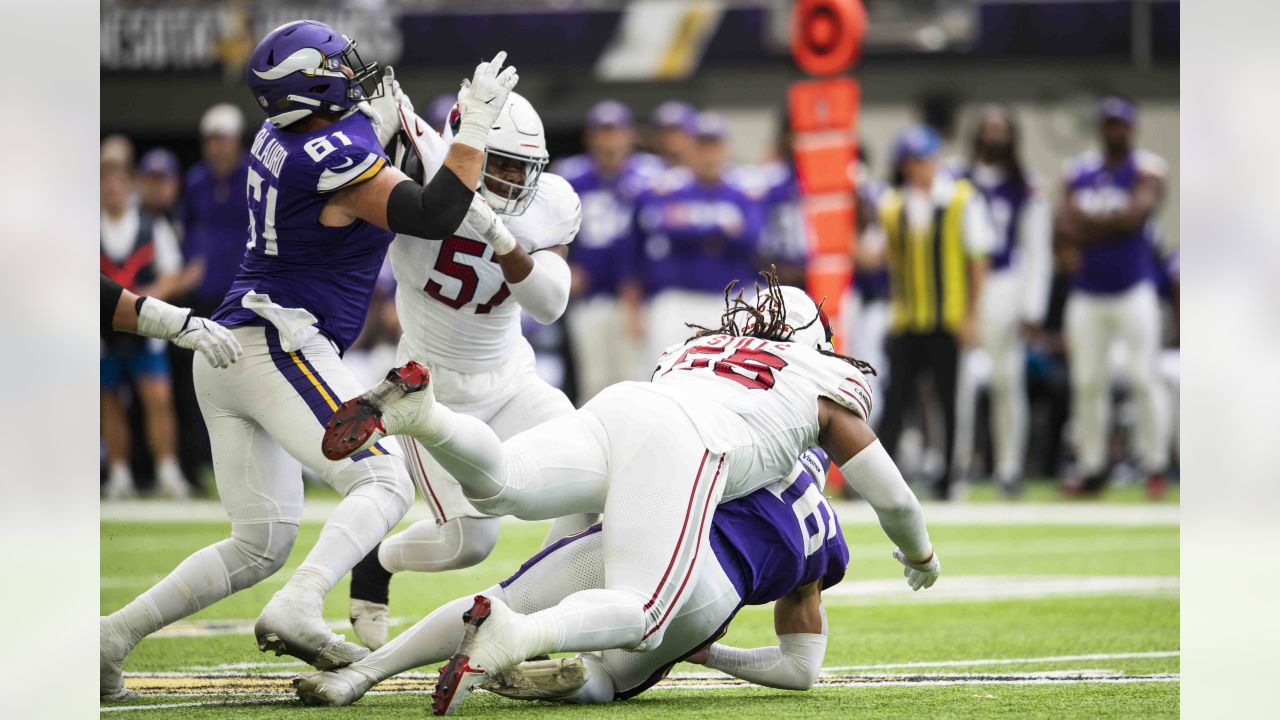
left=465, top=193, right=518, bottom=255
left=453, top=51, right=519, bottom=151
left=893, top=548, right=941, bottom=591
left=136, top=297, right=242, bottom=369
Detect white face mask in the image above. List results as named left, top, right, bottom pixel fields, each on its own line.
left=480, top=148, right=547, bottom=216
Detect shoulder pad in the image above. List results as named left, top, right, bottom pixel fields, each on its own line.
left=505, top=173, right=582, bottom=250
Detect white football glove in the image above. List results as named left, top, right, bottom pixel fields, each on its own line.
left=173, top=316, right=243, bottom=369
left=359, top=66, right=415, bottom=148
left=465, top=194, right=518, bottom=255
left=135, top=297, right=242, bottom=369
left=893, top=549, right=941, bottom=591
left=453, top=50, right=519, bottom=151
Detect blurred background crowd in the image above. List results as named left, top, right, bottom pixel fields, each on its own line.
left=100, top=0, right=1179, bottom=502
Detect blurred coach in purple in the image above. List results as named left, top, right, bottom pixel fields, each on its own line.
left=182, top=103, right=252, bottom=316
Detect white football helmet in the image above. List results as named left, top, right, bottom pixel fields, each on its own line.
left=752, top=285, right=835, bottom=352
left=444, top=91, right=548, bottom=215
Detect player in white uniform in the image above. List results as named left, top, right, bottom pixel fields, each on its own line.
left=345, top=90, right=596, bottom=649
left=321, top=274, right=941, bottom=714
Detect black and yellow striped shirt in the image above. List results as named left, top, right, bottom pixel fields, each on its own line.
left=879, top=179, right=977, bottom=334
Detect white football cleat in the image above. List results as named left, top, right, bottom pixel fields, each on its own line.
left=431, top=595, right=536, bottom=716
left=350, top=598, right=390, bottom=650
left=322, top=361, right=434, bottom=461
left=255, top=590, right=369, bottom=670
left=479, top=656, right=588, bottom=702
left=154, top=461, right=191, bottom=499
left=293, top=666, right=379, bottom=707
left=100, top=617, right=137, bottom=701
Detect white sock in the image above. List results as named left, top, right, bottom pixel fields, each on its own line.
left=107, top=462, right=133, bottom=489
left=107, top=522, right=296, bottom=645
left=291, top=460, right=412, bottom=597
left=356, top=595, right=477, bottom=681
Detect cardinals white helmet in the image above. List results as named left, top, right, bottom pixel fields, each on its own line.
left=752, top=285, right=835, bottom=352
left=444, top=91, right=548, bottom=215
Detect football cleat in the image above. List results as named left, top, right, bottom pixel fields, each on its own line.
left=322, top=361, right=433, bottom=461
left=100, top=617, right=137, bottom=701
left=255, top=590, right=369, bottom=671
left=479, top=656, right=588, bottom=702
left=1145, top=473, right=1168, bottom=500
left=293, top=666, right=378, bottom=707
left=432, top=595, right=534, bottom=716
left=350, top=598, right=390, bottom=651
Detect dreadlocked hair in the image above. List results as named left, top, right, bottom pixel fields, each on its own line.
left=684, top=269, right=878, bottom=376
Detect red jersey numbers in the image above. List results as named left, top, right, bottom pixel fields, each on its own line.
left=424, top=235, right=511, bottom=313
left=666, top=337, right=788, bottom=390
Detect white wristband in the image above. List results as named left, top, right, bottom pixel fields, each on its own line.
left=453, top=118, right=490, bottom=152
left=135, top=297, right=190, bottom=342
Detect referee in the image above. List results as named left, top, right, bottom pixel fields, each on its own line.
left=875, top=125, right=994, bottom=500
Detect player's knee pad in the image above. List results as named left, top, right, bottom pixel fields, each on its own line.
left=330, top=455, right=414, bottom=521
left=223, top=521, right=298, bottom=589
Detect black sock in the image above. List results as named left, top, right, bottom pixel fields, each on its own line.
left=350, top=543, right=393, bottom=605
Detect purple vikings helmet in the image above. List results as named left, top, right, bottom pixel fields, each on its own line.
left=246, top=20, right=381, bottom=128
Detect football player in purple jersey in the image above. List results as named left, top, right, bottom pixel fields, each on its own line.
left=100, top=19, right=523, bottom=701
left=1054, top=97, right=1170, bottom=497
left=952, top=105, right=1052, bottom=498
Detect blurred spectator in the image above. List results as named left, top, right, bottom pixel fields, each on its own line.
left=875, top=124, right=994, bottom=500
left=555, top=100, right=664, bottom=402
left=137, top=148, right=183, bottom=223
left=100, top=151, right=190, bottom=499
left=425, top=93, right=457, bottom=134
left=649, top=100, right=697, bottom=169
left=951, top=105, right=1052, bottom=497
left=1055, top=97, right=1170, bottom=498
left=626, top=111, right=764, bottom=365
left=181, top=102, right=250, bottom=316
left=844, top=145, right=890, bottom=426
left=726, top=111, right=809, bottom=286
left=101, top=134, right=135, bottom=169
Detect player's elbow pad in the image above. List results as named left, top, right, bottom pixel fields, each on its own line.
left=510, top=250, right=571, bottom=324
left=386, top=169, right=474, bottom=240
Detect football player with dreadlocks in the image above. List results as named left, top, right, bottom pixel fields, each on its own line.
left=320, top=272, right=941, bottom=715
left=100, top=19, right=521, bottom=700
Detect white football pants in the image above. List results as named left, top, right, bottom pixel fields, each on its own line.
left=955, top=270, right=1029, bottom=481
left=1065, top=282, right=1169, bottom=476
left=381, top=341, right=597, bottom=573
left=416, top=382, right=732, bottom=651
left=356, top=519, right=743, bottom=699
left=104, top=326, right=413, bottom=646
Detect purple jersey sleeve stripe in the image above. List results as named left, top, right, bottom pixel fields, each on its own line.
left=498, top=523, right=604, bottom=590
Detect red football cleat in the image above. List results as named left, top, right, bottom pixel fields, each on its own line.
left=431, top=596, right=493, bottom=716
left=321, top=362, right=431, bottom=461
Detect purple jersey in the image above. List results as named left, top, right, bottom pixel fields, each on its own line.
left=711, top=456, right=849, bottom=606
left=628, top=172, right=764, bottom=295
left=181, top=157, right=251, bottom=307
left=958, top=166, right=1031, bottom=272
left=212, top=112, right=393, bottom=352
left=1065, top=149, right=1165, bottom=294
left=555, top=153, right=663, bottom=298
left=727, top=161, right=809, bottom=266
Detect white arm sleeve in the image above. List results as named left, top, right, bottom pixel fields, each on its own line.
left=704, top=610, right=828, bottom=691
left=1017, top=193, right=1053, bottom=324
left=509, top=249, right=571, bottom=324
left=840, top=439, right=932, bottom=560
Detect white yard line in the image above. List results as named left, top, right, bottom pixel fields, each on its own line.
left=824, top=650, right=1180, bottom=671
left=101, top=499, right=1178, bottom=526
left=822, top=575, right=1178, bottom=604
left=102, top=672, right=1181, bottom=712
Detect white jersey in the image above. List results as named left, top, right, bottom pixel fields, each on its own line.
left=636, top=333, right=873, bottom=500
left=389, top=127, right=582, bottom=372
